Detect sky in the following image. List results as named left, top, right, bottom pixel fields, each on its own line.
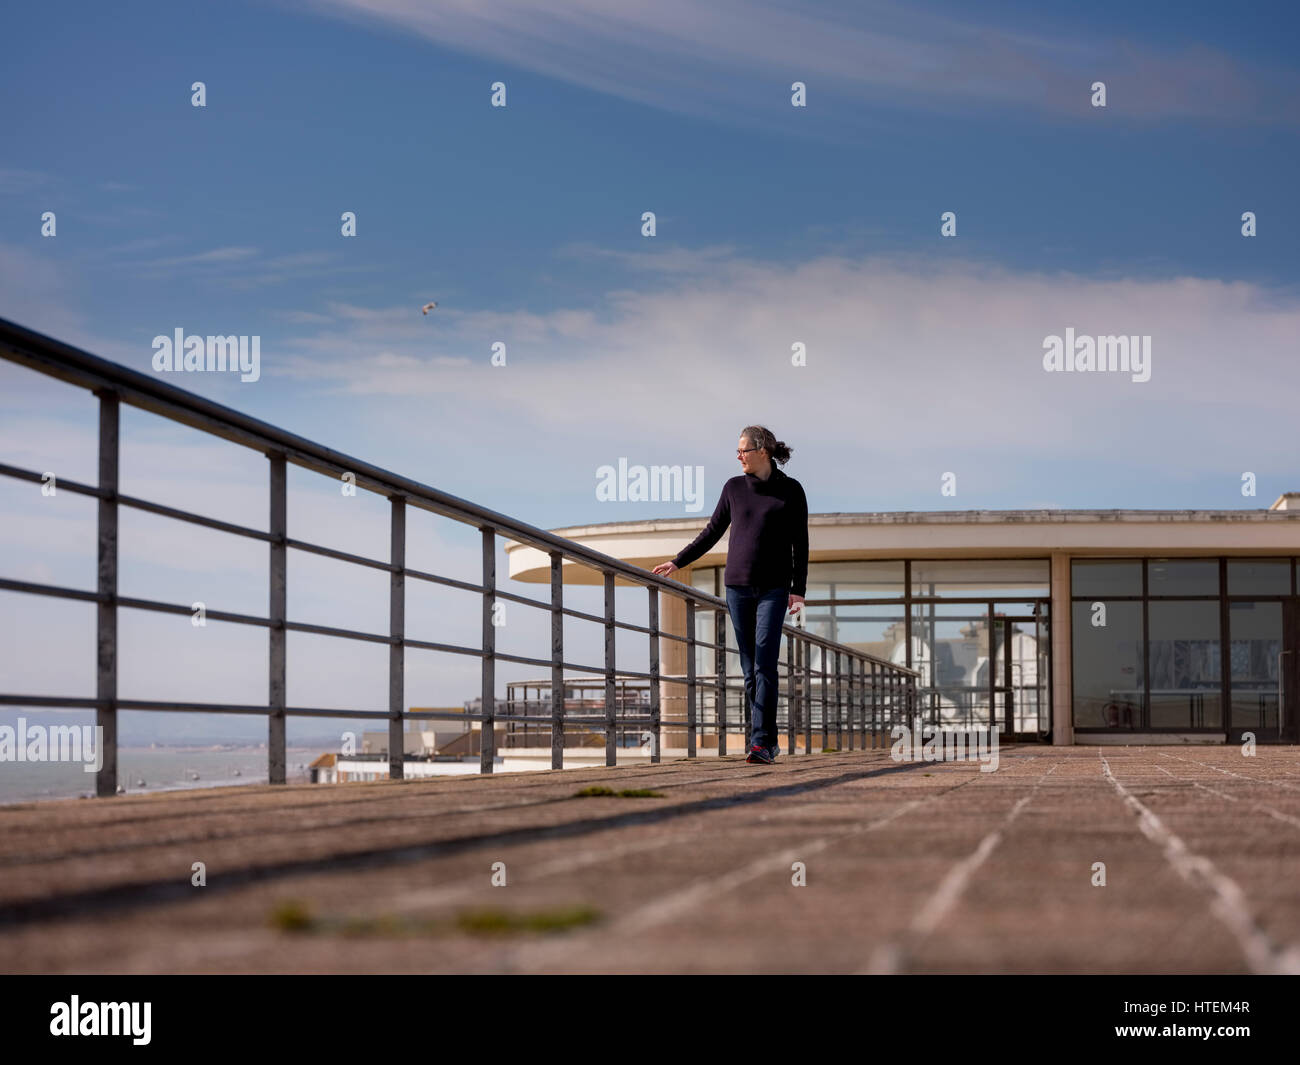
left=1, top=0, right=1298, bottom=744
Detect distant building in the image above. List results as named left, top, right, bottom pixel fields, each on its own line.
left=307, top=752, right=337, bottom=783
left=504, top=494, right=1300, bottom=745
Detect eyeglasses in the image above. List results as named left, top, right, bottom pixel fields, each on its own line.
left=737, top=447, right=760, bottom=458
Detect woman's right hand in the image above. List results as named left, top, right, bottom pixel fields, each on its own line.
left=652, top=560, right=678, bottom=576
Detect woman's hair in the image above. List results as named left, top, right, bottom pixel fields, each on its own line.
left=741, top=425, right=792, bottom=466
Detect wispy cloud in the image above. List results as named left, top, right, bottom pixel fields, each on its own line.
left=296, top=0, right=1300, bottom=126
left=121, top=245, right=368, bottom=287
left=0, top=167, right=52, bottom=195
left=145, top=246, right=261, bottom=268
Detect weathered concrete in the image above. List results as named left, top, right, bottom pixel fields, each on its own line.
left=1, top=746, right=1298, bottom=974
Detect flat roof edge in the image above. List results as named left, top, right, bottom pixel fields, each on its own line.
left=514, top=508, right=1300, bottom=542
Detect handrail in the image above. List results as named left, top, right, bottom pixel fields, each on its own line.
left=0, top=316, right=919, bottom=795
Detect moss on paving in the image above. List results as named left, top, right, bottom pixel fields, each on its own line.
left=270, top=899, right=602, bottom=937
left=455, top=904, right=601, bottom=934
left=573, top=785, right=665, bottom=798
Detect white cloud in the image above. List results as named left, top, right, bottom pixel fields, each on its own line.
left=261, top=249, right=1300, bottom=483
left=296, top=0, right=1300, bottom=126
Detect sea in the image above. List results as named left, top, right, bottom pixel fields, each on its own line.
left=0, top=746, right=324, bottom=805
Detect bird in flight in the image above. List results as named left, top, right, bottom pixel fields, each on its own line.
left=421, top=302, right=438, bottom=315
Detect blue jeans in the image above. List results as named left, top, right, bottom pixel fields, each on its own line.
left=725, top=584, right=787, bottom=750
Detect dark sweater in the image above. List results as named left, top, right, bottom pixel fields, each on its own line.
left=671, top=465, right=809, bottom=596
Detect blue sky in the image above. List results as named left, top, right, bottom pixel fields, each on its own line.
left=2, top=0, right=1298, bottom=521
left=2, top=0, right=1299, bottom=741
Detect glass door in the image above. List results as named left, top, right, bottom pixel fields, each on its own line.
left=992, top=608, right=1049, bottom=739
left=1227, top=597, right=1297, bottom=744
left=1283, top=599, right=1299, bottom=743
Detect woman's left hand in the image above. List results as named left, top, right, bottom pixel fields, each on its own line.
left=788, top=594, right=805, bottom=616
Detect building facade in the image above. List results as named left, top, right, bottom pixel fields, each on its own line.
left=505, top=494, right=1300, bottom=746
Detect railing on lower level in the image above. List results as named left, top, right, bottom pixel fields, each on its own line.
left=502, top=667, right=916, bottom=754
left=0, top=316, right=919, bottom=795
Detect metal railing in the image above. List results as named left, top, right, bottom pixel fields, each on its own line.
left=0, top=316, right=919, bottom=795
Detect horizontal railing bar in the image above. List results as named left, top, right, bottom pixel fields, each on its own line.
left=285, top=537, right=392, bottom=573
left=402, top=636, right=484, bottom=657
left=510, top=716, right=658, bottom=725
left=0, top=579, right=903, bottom=682
left=0, top=577, right=100, bottom=604
left=1, top=584, right=798, bottom=675
left=0, top=696, right=685, bottom=727
left=404, top=566, right=488, bottom=596
left=482, top=586, right=554, bottom=610
left=0, top=462, right=103, bottom=498
left=121, top=493, right=274, bottom=543
left=117, top=596, right=270, bottom=628
left=553, top=603, right=607, bottom=626
left=283, top=619, right=393, bottom=645
left=0, top=462, right=276, bottom=544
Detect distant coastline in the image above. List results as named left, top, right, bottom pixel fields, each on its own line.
left=0, top=745, right=323, bottom=805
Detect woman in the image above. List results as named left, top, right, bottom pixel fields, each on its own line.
left=653, top=426, right=808, bottom=764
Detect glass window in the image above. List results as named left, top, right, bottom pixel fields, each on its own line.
left=805, top=560, right=905, bottom=600
left=1072, top=559, right=1141, bottom=597
left=800, top=607, right=905, bottom=671
left=690, top=566, right=719, bottom=596
left=910, top=602, right=991, bottom=727
left=1227, top=559, right=1291, bottom=596
left=1228, top=601, right=1282, bottom=731
left=909, top=559, right=1049, bottom=599
left=1072, top=601, right=1143, bottom=729
left=1147, top=559, right=1218, bottom=596
left=1147, top=601, right=1221, bottom=728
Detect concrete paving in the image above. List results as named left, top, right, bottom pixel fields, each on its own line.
left=1, top=745, right=1298, bottom=973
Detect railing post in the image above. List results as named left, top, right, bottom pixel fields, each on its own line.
left=268, top=452, right=286, bottom=785
left=686, top=599, right=697, bottom=758
left=835, top=649, right=843, bottom=750
left=857, top=658, right=865, bottom=750
left=887, top=669, right=894, bottom=734
left=715, top=608, right=726, bottom=757
left=388, top=497, right=405, bottom=780
left=785, top=631, right=796, bottom=757
left=95, top=391, right=118, bottom=798
left=551, top=551, right=564, bottom=770
left=891, top=670, right=899, bottom=734
left=848, top=656, right=857, bottom=751
left=883, top=667, right=890, bottom=740
left=648, top=585, right=661, bottom=764
left=481, top=528, right=495, bottom=774
left=604, top=572, right=616, bottom=767
left=820, top=644, right=829, bottom=752
left=870, top=661, right=878, bottom=749
left=804, top=639, right=813, bottom=756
